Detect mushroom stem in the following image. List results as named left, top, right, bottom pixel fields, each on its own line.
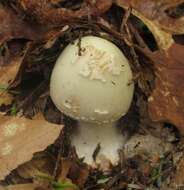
left=71, top=121, right=126, bottom=169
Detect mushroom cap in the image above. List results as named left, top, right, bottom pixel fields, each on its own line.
left=50, top=36, right=134, bottom=124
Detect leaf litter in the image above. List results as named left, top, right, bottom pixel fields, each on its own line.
left=0, top=0, right=184, bottom=189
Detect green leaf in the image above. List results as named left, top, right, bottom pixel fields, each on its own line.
left=97, top=177, right=110, bottom=184
left=10, top=104, right=17, bottom=116
left=36, top=172, right=54, bottom=182
left=52, top=181, right=79, bottom=190
left=0, top=84, right=9, bottom=91
left=36, top=172, right=79, bottom=190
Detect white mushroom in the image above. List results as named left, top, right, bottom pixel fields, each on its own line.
left=50, top=36, right=134, bottom=169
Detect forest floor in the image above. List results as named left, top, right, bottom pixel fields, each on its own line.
left=0, top=1, right=184, bottom=190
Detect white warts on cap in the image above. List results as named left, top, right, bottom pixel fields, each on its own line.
left=94, top=109, right=109, bottom=115
left=77, top=45, right=122, bottom=82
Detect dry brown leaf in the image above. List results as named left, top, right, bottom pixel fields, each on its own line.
left=19, top=0, right=112, bottom=26
left=0, top=6, right=46, bottom=45
left=58, top=158, right=89, bottom=188
left=0, top=113, right=63, bottom=180
left=0, top=184, right=37, bottom=190
left=0, top=92, right=13, bottom=106
left=16, top=152, right=55, bottom=179
left=0, top=4, right=70, bottom=50
left=116, top=0, right=174, bottom=50
left=115, top=0, right=184, bottom=34
left=0, top=54, right=25, bottom=87
left=148, top=43, right=184, bottom=134
left=116, top=0, right=184, bottom=133
left=0, top=43, right=30, bottom=106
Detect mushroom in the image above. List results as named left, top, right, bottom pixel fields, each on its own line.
left=50, top=36, right=134, bottom=169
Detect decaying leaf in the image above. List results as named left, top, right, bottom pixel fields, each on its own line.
left=115, top=0, right=184, bottom=34
left=0, top=45, right=29, bottom=87
left=16, top=152, right=55, bottom=179
left=124, top=134, right=172, bottom=158
left=171, top=157, right=184, bottom=188
left=58, top=158, right=89, bottom=188
left=0, top=184, right=37, bottom=190
left=0, top=113, right=63, bottom=180
left=0, top=6, right=46, bottom=45
left=19, top=0, right=112, bottom=26
left=0, top=92, right=13, bottom=107
left=115, top=0, right=175, bottom=50
left=148, top=43, right=184, bottom=134
left=0, top=43, right=30, bottom=106
left=116, top=0, right=184, bottom=133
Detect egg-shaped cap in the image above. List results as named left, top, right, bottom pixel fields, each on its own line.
left=50, top=36, right=134, bottom=124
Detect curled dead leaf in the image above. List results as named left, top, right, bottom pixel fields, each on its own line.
left=0, top=113, right=63, bottom=180
left=115, top=0, right=184, bottom=34
left=148, top=43, right=184, bottom=134
left=116, top=0, right=184, bottom=133
left=116, top=0, right=175, bottom=50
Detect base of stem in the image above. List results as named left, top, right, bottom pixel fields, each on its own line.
left=71, top=121, right=126, bottom=170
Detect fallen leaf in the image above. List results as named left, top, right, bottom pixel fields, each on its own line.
left=16, top=152, right=55, bottom=179
left=124, top=134, right=172, bottom=158
left=0, top=184, right=37, bottom=190
left=148, top=43, right=184, bottom=134
left=0, top=43, right=30, bottom=106
left=0, top=113, right=63, bottom=180
left=0, top=91, right=13, bottom=106
left=0, top=43, right=30, bottom=87
left=115, top=0, right=184, bottom=34
left=171, top=157, right=184, bottom=187
left=116, top=0, right=184, bottom=133
left=0, top=6, right=46, bottom=45
left=19, top=0, right=112, bottom=26
left=115, top=0, right=174, bottom=50
left=58, top=158, right=89, bottom=188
